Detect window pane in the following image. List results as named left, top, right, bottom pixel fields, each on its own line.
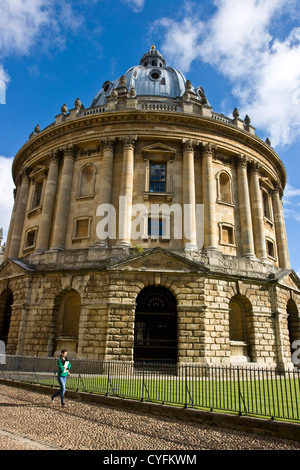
left=150, top=163, right=166, bottom=192
left=148, top=218, right=164, bottom=238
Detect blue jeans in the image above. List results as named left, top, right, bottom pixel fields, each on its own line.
left=53, top=376, right=67, bottom=404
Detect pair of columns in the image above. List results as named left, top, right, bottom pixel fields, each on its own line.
left=237, top=154, right=290, bottom=268
left=5, top=145, right=77, bottom=258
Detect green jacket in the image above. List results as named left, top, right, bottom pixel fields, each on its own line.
left=57, top=357, right=71, bottom=377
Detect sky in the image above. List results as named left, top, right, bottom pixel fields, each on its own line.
left=0, top=0, right=300, bottom=273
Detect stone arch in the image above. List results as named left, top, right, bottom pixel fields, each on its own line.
left=229, top=295, right=253, bottom=363
left=0, top=288, right=13, bottom=345
left=133, top=285, right=177, bottom=364
left=51, top=289, right=81, bottom=358
left=287, top=298, right=300, bottom=356
left=77, top=163, right=96, bottom=198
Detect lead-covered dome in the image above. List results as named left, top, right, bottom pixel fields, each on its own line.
left=91, top=46, right=209, bottom=107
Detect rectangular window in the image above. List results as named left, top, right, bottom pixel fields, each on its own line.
left=31, top=181, right=43, bottom=209
left=219, top=224, right=235, bottom=246
left=267, top=240, right=275, bottom=258
left=75, top=219, right=89, bottom=238
left=25, top=229, right=37, bottom=248
left=149, top=163, right=166, bottom=193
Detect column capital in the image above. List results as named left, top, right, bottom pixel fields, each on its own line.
left=49, top=148, right=62, bottom=163
left=272, top=181, right=283, bottom=198
left=248, top=159, right=262, bottom=174
left=63, top=143, right=78, bottom=159
left=200, top=141, right=216, bottom=157
left=17, top=168, right=30, bottom=186
left=236, top=153, right=249, bottom=168
left=121, top=135, right=137, bottom=150
left=182, top=139, right=199, bottom=152
left=100, top=137, right=117, bottom=151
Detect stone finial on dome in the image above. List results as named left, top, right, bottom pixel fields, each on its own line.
left=119, top=75, right=127, bottom=87
left=61, top=104, right=68, bottom=115
left=185, top=80, right=193, bottom=92
left=74, top=97, right=81, bottom=109
left=244, top=115, right=251, bottom=125
left=110, top=89, right=118, bottom=99
left=233, top=107, right=239, bottom=118
left=129, top=87, right=137, bottom=97
left=266, top=137, right=271, bottom=146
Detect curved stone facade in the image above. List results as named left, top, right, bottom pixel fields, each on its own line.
left=0, top=47, right=299, bottom=367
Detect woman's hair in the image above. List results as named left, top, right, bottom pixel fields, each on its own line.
left=61, top=349, right=67, bottom=354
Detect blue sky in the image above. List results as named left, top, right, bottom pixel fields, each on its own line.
left=0, top=0, right=300, bottom=273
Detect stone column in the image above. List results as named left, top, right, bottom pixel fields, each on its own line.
left=182, top=140, right=198, bottom=250
left=36, top=149, right=61, bottom=252
left=236, top=155, right=255, bottom=258
left=4, top=184, right=21, bottom=260
left=50, top=144, right=77, bottom=251
left=95, top=138, right=116, bottom=247
left=116, top=136, right=136, bottom=246
left=272, top=183, right=290, bottom=268
left=249, top=162, right=267, bottom=261
left=202, top=143, right=218, bottom=250
left=8, top=170, right=30, bottom=258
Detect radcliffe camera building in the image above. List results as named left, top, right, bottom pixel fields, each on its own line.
left=0, top=46, right=300, bottom=368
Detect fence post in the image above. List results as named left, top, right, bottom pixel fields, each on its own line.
left=141, top=362, right=145, bottom=402
left=237, top=366, right=242, bottom=416
left=106, top=361, right=110, bottom=396
left=76, top=359, right=81, bottom=392
left=184, top=364, right=188, bottom=408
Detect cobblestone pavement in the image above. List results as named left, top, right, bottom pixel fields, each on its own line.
left=1, top=383, right=300, bottom=451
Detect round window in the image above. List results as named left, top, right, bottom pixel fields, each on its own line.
left=102, top=81, right=111, bottom=93
left=150, top=70, right=161, bottom=81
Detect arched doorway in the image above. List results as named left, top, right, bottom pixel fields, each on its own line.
left=134, top=285, right=177, bottom=364
left=0, top=289, right=13, bottom=345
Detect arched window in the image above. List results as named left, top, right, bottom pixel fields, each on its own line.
left=217, top=171, right=232, bottom=204
left=78, top=164, right=96, bottom=198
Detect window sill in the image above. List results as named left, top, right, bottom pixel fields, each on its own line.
left=143, top=191, right=173, bottom=201
left=217, top=200, right=234, bottom=208
left=27, top=206, right=42, bottom=218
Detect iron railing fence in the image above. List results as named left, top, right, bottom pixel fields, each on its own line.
left=1, top=355, right=300, bottom=422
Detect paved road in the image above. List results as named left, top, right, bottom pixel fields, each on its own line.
left=0, top=383, right=300, bottom=451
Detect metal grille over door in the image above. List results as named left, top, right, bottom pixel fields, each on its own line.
left=134, top=286, right=177, bottom=364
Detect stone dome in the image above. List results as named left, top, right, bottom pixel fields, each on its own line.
left=91, top=46, right=209, bottom=107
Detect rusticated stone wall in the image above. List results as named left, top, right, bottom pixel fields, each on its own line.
left=1, top=248, right=300, bottom=368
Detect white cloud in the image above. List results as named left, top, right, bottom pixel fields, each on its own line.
left=123, top=0, right=145, bottom=13
left=0, top=0, right=82, bottom=85
left=0, top=156, right=15, bottom=242
left=155, top=0, right=300, bottom=148
left=283, top=183, right=300, bottom=224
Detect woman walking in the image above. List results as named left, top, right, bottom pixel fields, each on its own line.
left=51, top=349, right=71, bottom=406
